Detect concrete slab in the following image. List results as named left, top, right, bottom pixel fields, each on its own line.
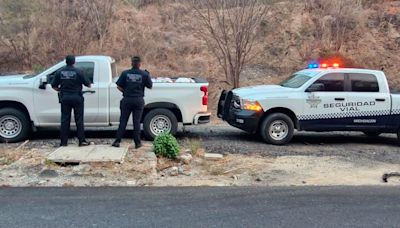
left=47, top=145, right=128, bottom=163
left=204, top=153, right=224, bottom=160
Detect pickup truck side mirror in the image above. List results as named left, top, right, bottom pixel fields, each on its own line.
left=306, top=83, right=325, bottom=92
left=39, top=75, right=48, bottom=90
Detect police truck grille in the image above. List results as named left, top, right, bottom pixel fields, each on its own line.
left=231, top=95, right=241, bottom=110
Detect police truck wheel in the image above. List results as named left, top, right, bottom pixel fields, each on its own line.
left=143, top=108, right=178, bottom=140
left=0, top=108, right=30, bottom=143
left=363, top=131, right=382, bottom=137
left=260, top=113, right=294, bottom=145
left=397, top=130, right=400, bottom=146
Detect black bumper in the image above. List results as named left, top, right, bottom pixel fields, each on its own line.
left=217, top=90, right=262, bottom=133
left=226, top=109, right=262, bottom=133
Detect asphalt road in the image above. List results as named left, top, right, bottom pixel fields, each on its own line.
left=1, top=187, right=400, bottom=228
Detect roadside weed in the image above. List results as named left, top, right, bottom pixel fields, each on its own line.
left=153, top=133, right=180, bottom=159
left=186, top=138, right=202, bottom=156
left=44, top=159, right=58, bottom=167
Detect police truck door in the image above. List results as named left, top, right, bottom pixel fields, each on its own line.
left=33, top=61, right=100, bottom=126
left=345, top=73, right=390, bottom=130
left=300, top=73, right=347, bottom=130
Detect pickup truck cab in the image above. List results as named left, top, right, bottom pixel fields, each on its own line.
left=218, top=65, right=400, bottom=145
left=0, top=56, right=210, bottom=142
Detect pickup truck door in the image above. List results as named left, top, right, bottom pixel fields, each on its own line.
left=345, top=73, right=390, bottom=130
left=300, top=73, right=348, bottom=131
left=33, top=61, right=99, bottom=126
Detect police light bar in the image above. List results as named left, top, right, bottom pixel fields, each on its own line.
left=307, top=62, right=340, bottom=69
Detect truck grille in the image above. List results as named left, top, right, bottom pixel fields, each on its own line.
left=222, top=91, right=233, bottom=119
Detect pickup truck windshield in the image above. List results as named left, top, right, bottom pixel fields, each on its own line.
left=279, top=74, right=312, bottom=88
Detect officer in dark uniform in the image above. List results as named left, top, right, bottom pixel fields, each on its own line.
left=112, top=56, right=153, bottom=148
left=52, top=55, right=91, bottom=147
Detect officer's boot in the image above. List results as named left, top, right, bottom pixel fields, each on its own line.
left=79, top=141, right=90, bottom=147
left=112, top=140, right=121, bottom=148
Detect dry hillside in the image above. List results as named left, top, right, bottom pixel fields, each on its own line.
left=0, top=0, right=399, bottom=111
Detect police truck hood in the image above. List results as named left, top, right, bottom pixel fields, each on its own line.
left=0, top=74, right=30, bottom=86
left=232, top=85, right=294, bottom=99
left=0, top=74, right=28, bottom=81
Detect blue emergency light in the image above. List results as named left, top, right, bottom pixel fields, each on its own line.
left=307, top=62, right=339, bottom=69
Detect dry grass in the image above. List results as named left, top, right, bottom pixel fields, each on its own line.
left=156, top=156, right=179, bottom=171
left=183, top=138, right=203, bottom=157
left=0, top=141, right=29, bottom=166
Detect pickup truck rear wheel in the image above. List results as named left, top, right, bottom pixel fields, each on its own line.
left=0, top=108, right=30, bottom=143
left=260, top=113, right=294, bottom=145
left=143, top=108, right=178, bottom=140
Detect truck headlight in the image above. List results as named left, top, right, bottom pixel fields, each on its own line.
left=241, top=99, right=263, bottom=112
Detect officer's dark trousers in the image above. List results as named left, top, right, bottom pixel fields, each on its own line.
left=60, top=95, right=85, bottom=145
left=115, top=97, right=144, bottom=145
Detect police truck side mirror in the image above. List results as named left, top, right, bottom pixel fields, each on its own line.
left=306, top=83, right=325, bottom=92
left=39, top=75, right=48, bottom=90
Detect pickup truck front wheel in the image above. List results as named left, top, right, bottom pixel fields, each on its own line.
left=0, top=108, right=30, bottom=143
left=143, top=108, right=178, bottom=140
left=260, top=113, right=294, bottom=145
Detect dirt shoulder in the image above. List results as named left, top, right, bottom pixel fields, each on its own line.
left=154, top=155, right=400, bottom=186
left=1, top=139, right=399, bottom=187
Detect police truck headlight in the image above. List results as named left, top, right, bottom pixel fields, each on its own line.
left=241, top=99, right=263, bottom=112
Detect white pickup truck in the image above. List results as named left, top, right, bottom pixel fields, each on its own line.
left=0, top=56, right=210, bottom=142
left=218, top=64, right=400, bottom=145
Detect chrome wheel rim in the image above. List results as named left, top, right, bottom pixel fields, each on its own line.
left=268, top=120, right=288, bottom=141
left=0, top=115, right=22, bottom=139
left=150, top=115, right=172, bottom=136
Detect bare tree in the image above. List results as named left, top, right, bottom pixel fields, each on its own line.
left=83, top=0, right=115, bottom=49
left=187, top=0, right=268, bottom=88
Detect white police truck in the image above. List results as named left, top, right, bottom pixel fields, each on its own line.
left=218, top=63, right=400, bottom=145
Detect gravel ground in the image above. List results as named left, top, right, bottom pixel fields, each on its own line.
left=179, top=123, right=400, bottom=164
left=4, top=122, right=400, bottom=164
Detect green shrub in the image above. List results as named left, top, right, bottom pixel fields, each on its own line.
left=153, top=133, right=180, bottom=159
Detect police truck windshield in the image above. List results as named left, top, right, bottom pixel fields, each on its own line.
left=279, top=74, right=312, bottom=88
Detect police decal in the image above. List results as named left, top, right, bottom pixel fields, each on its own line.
left=60, top=71, right=77, bottom=80
left=353, top=119, right=377, bottom=124
left=127, top=74, right=142, bottom=83
left=323, top=101, right=376, bottom=112
left=306, top=93, right=321, bottom=108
